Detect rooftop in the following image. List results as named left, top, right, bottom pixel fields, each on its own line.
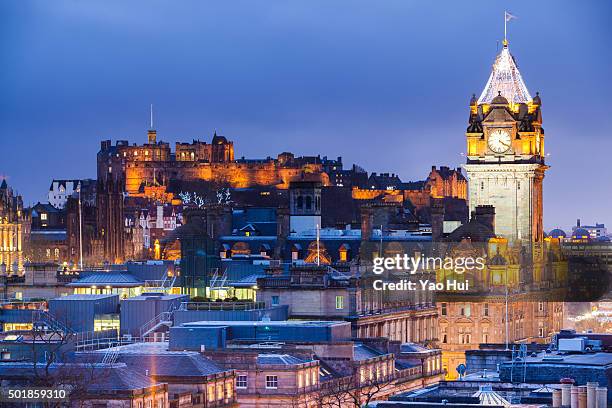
left=181, top=320, right=347, bottom=328
left=50, top=293, right=118, bottom=301
left=67, top=272, right=143, bottom=287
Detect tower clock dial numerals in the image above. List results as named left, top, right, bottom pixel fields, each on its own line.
left=488, top=129, right=511, bottom=153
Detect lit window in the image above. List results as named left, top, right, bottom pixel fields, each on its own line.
left=236, top=375, right=247, bottom=389
left=40, top=213, right=48, bottom=221
left=265, top=375, right=278, bottom=389
left=216, top=383, right=223, bottom=400
left=335, top=295, right=344, bottom=310
left=441, top=303, right=447, bottom=316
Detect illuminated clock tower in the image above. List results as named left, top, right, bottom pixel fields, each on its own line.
left=464, top=40, right=547, bottom=243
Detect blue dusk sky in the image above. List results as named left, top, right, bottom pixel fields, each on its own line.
left=1, top=1, right=610, bottom=232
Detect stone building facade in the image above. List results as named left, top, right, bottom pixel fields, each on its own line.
left=0, top=180, right=26, bottom=275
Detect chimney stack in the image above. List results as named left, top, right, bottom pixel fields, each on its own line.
left=360, top=205, right=373, bottom=242
left=431, top=199, right=445, bottom=242
left=474, top=205, right=495, bottom=232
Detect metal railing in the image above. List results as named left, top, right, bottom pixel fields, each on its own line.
left=31, top=310, right=74, bottom=334
left=178, top=301, right=266, bottom=311
left=138, top=302, right=180, bottom=340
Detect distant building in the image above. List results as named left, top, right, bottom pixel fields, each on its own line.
left=48, top=179, right=95, bottom=209
left=0, top=179, right=26, bottom=275
left=573, top=219, right=608, bottom=240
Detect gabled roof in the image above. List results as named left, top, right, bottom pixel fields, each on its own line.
left=478, top=44, right=532, bottom=105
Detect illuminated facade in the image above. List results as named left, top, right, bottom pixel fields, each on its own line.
left=0, top=180, right=25, bottom=275
left=98, top=129, right=329, bottom=195
left=464, top=40, right=547, bottom=243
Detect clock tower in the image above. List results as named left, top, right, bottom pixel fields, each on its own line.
left=464, top=40, right=547, bottom=243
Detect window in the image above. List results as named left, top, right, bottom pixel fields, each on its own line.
left=335, top=295, right=344, bottom=310
left=441, top=303, right=447, bottom=316
left=236, top=375, right=247, bottom=389
left=460, top=304, right=471, bottom=317
left=539, top=327, right=545, bottom=337
left=442, top=334, right=447, bottom=343
left=305, top=196, right=312, bottom=210
left=225, top=382, right=233, bottom=398
left=483, top=303, right=489, bottom=317
left=305, top=370, right=310, bottom=386
left=538, top=302, right=544, bottom=312
left=40, top=213, right=48, bottom=221
left=216, top=383, right=223, bottom=400
left=311, top=368, right=317, bottom=385
left=265, top=375, right=278, bottom=389
left=339, top=249, right=348, bottom=262
left=297, top=372, right=303, bottom=388
left=208, top=385, right=215, bottom=402
left=271, top=296, right=279, bottom=306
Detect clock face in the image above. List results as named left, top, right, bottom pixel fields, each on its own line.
left=488, top=129, right=511, bottom=153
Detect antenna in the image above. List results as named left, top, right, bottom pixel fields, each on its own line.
left=150, top=104, right=154, bottom=130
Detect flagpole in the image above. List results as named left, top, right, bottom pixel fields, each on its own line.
left=504, top=11, right=507, bottom=43
left=78, top=182, right=83, bottom=270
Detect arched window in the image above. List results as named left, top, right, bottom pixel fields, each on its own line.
left=297, top=196, right=303, bottom=209
left=305, top=196, right=312, bottom=210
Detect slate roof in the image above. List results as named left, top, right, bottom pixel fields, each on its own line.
left=257, top=354, right=308, bottom=365
left=0, top=362, right=160, bottom=392
left=87, top=342, right=227, bottom=377
left=67, top=272, right=143, bottom=287
left=353, top=343, right=383, bottom=361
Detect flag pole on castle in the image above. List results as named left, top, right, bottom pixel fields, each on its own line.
left=504, top=11, right=517, bottom=45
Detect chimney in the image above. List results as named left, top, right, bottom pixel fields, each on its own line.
left=596, top=387, right=607, bottom=408
left=474, top=205, right=495, bottom=232
left=571, top=385, right=579, bottom=408
left=552, top=389, right=561, bottom=407
left=560, top=378, right=574, bottom=407
left=431, top=199, right=445, bottom=242
left=360, top=206, right=373, bottom=241
left=578, top=386, right=587, bottom=408
left=274, top=206, right=290, bottom=259
left=586, top=382, right=597, bottom=408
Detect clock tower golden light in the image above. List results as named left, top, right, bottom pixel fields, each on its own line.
left=464, top=39, right=547, bottom=243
